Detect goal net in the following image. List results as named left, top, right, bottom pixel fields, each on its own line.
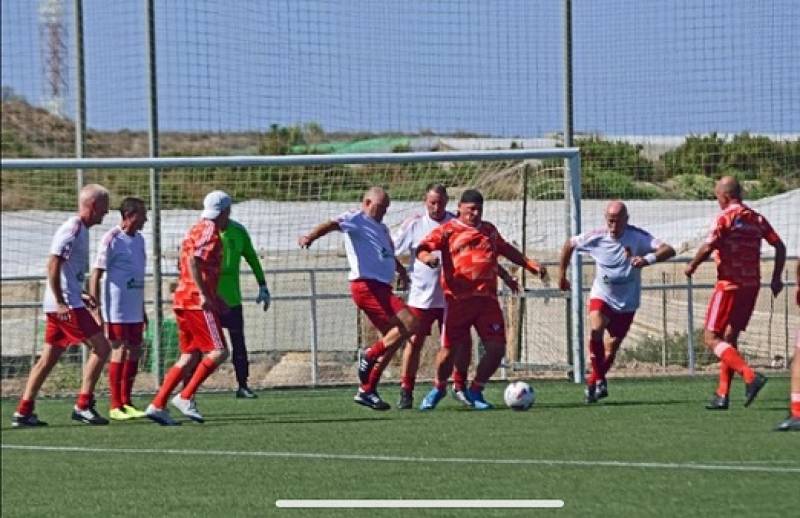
left=1, top=149, right=582, bottom=394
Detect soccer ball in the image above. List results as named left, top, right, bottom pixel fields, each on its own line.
left=504, top=381, right=535, bottom=411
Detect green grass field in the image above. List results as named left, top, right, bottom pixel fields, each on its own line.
left=2, top=376, right=798, bottom=518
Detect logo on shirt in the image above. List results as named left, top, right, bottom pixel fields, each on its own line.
left=380, top=247, right=392, bottom=260
left=126, top=278, right=145, bottom=290
left=76, top=272, right=85, bottom=282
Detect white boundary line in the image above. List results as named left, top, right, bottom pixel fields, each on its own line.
left=2, top=444, right=799, bottom=474
left=275, top=499, right=565, bottom=508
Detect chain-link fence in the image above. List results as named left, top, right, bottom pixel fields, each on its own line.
left=2, top=1, right=798, bottom=396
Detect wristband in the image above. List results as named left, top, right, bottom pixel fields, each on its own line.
left=644, top=253, right=657, bottom=265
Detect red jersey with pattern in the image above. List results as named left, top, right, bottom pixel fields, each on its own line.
left=173, top=219, right=223, bottom=310
left=418, top=219, right=513, bottom=300
left=704, top=202, right=781, bottom=289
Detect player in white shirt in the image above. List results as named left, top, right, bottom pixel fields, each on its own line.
left=558, top=201, right=675, bottom=403
left=299, top=187, right=417, bottom=410
left=89, top=197, right=148, bottom=421
left=12, top=184, right=113, bottom=428
left=392, top=184, right=455, bottom=409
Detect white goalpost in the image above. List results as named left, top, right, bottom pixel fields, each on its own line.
left=1, top=148, right=584, bottom=390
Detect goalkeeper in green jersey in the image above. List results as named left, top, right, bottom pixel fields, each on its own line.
left=218, top=219, right=270, bottom=398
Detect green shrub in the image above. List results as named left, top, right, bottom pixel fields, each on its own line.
left=622, top=329, right=715, bottom=367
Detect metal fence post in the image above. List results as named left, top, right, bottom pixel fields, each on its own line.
left=72, top=0, right=88, bottom=372
left=31, top=280, right=42, bottom=367
left=687, top=275, right=696, bottom=374
left=568, top=153, right=584, bottom=383
left=308, top=270, right=319, bottom=386
left=784, top=267, right=790, bottom=363
left=145, top=0, right=163, bottom=386
left=661, top=271, right=667, bottom=368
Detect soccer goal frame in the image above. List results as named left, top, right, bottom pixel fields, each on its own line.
left=1, top=148, right=584, bottom=385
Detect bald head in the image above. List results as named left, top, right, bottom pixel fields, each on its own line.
left=78, top=183, right=110, bottom=227
left=362, top=186, right=390, bottom=222
left=604, top=201, right=629, bottom=239
left=715, top=176, right=742, bottom=207
left=79, top=184, right=109, bottom=207
left=364, top=186, right=388, bottom=204
left=606, top=201, right=628, bottom=218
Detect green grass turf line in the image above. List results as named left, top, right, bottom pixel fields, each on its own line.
left=2, top=377, right=798, bottom=517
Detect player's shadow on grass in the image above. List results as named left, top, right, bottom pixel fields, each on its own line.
left=200, top=414, right=391, bottom=426
left=538, top=399, right=687, bottom=409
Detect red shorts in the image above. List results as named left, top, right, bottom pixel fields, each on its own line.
left=588, top=299, right=636, bottom=339
left=45, top=308, right=103, bottom=348
left=442, top=296, right=505, bottom=349
left=174, top=309, right=227, bottom=354
left=350, top=279, right=408, bottom=335
left=106, top=323, right=145, bottom=345
left=408, top=306, right=444, bottom=337
left=705, top=285, right=759, bottom=334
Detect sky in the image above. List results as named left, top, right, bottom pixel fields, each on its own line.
left=1, top=0, right=798, bottom=137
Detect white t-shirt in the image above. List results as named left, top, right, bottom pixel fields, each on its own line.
left=572, top=225, right=663, bottom=313
left=94, top=226, right=146, bottom=323
left=336, top=210, right=396, bottom=284
left=43, top=216, right=90, bottom=312
left=393, top=211, right=455, bottom=309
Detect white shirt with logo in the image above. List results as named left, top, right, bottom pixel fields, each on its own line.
left=94, top=226, right=147, bottom=323
left=43, top=216, right=90, bottom=312
left=571, top=225, right=662, bottom=313
left=336, top=210, right=396, bottom=285
left=393, top=211, right=455, bottom=309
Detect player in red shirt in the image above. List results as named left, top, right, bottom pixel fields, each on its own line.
left=416, top=189, right=547, bottom=410
left=685, top=176, right=785, bottom=409
left=145, top=191, right=232, bottom=425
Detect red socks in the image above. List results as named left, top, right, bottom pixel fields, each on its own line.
left=716, top=364, right=734, bottom=398
left=587, top=339, right=606, bottom=386
left=76, top=392, right=93, bottom=410
left=16, top=399, right=34, bottom=416
left=400, top=375, right=414, bottom=392
left=714, top=342, right=755, bottom=384
left=362, top=358, right=388, bottom=393
left=152, top=366, right=185, bottom=409
left=180, top=358, right=219, bottom=400
left=365, top=340, right=386, bottom=361
left=108, top=361, right=123, bottom=409
left=121, top=359, right=139, bottom=406
left=791, top=392, right=800, bottom=418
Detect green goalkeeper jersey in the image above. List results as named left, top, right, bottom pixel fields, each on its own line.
left=218, top=219, right=265, bottom=307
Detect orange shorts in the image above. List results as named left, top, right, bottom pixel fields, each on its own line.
left=442, top=296, right=505, bottom=349
left=174, top=309, right=227, bottom=354
left=45, top=308, right=102, bottom=348
left=705, top=285, right=759, bottom=334
left=106, top=323, right=145, bottom=345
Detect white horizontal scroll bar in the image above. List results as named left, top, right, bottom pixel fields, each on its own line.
left=275, top=499, right=565, bottom=508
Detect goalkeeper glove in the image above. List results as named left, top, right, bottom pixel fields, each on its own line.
left=256, top=285, right=271, bottom=311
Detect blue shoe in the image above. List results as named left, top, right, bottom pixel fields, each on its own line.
left=420, top=387, right=446, bottom=410
left=466, top=388, right=493, bottom=410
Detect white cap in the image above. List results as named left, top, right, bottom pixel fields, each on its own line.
left=201, top=190, right=232, bottom=219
